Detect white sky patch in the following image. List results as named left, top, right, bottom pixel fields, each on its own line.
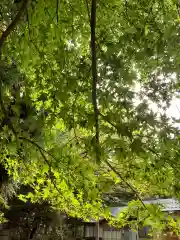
left=166, top=97, right=180, bottom=119
left=133, top=79, right=180, bottom=127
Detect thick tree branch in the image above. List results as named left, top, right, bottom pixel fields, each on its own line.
left=0, top=0, right=28, bottom=54
left=91, top=0, right=100, bottom=162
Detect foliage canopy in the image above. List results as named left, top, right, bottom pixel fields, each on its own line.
left=0, top=0, right=180, bottom=234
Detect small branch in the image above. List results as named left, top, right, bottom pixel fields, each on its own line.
left=147, top=147, right=160, bottom=158
left=72, top=94, right=79, bottom=143
left=19, top=137, right=57, bottom=163
left=99, top=112, right=155, bottom=209
left=21, top=137, right=52, bottom=168
left=56, top=0, right=59, bottom=23
left=0, top=0, right=28, bottom=54
left=19, top=137, right=61, bottom=194
left=105, top=159, right=147, bottom=209
left=175, top=2, right=180, bottom=17
left=0, top=80, right=17, bottom=138
left=85, top=0, right=91, bottom=24
left=91, top=0, right=100, bottom=162
left=26, top=4, right=31, bottom=41
left=0, top=97, right=17, bottom=137
left=99, top=112, right=117, bottom=129
left=100, top=112, right=154, bottom=140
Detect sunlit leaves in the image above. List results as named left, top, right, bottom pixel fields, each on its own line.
left=0, top=0, right=180, bottom=233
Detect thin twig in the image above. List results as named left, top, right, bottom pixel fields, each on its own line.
left=56, top=0, right=59, bottom=23
left=0, top=80, right=17, bottom=138
left=19, top=136, right=78, bottom=163
left=72, top=94, right=79, bottom=142
left=19, top=137, right=53, bottom=168
left=98, top=112, right=147, bottom=209
left=176, top=105, right=180, bottom=115
left=105, top=159, right=147, bottom=209
left=85, top=0, right=91, bottom=24
left=19, top=137, right=61, bottom=194
left=26, top=4, right=31, bottom=40
left=99, top=112, right=117, bottom=129
left=175, top=2, right=180, bottom=17
left=0, top=0, right=28, bottom=55
left=19, top=137, right=58, bottom=162
left=91, top=0, right=100, bottom=162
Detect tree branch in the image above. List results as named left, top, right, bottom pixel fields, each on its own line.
left=91, top=0, right=100, bottom=162
left=99, top=112, right=117, bottom=129
left=105, top=159, right=147, bottom=209
left=85, top=0, right=91, bottom=24
left=0, top=79, right=17, bottom=139
left=19, top=137, right=57, bottom=163
left=0, top=0, right=28, bottom=54
left=99, top=112, right=153, bottom=209
left=56, top=0, right=59, bottom=23
left=19, top=137, right=61, bottom=195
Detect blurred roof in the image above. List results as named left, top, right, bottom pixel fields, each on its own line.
left=87, top=198, right=180, bottom=223
left=110, top=198, right=180, bottom=217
